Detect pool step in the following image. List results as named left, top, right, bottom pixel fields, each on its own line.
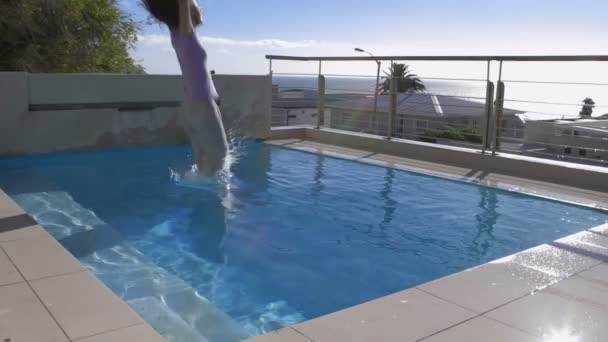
left=128, top=296, right=210, bottom=342
left=12, top=191, right=249, bottom=342
left=84, top=242, right=249, bottom=342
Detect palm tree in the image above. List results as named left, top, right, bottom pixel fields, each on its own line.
left=580, top=97, right=595, bottom=118
left=378, top=63, right=426, bottom=94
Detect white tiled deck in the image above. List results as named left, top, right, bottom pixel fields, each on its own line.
left=0, top=190, right=166, bottom=342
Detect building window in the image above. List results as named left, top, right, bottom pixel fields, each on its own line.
left=561, top=129, right=572, bottom=136
left=340, top=113, right=352, bottom=126
left=579, top=149, right=587, bottom=157
left=564, top=147, right=572, bottom=155
left=573, top=130, right=580, bottom=136
left=415, top=120, right=428, bottom=131
left=501, top=119, right=509, bottom=128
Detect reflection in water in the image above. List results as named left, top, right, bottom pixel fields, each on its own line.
left=379, top=168, right=397, bottom=231
left=472, top=187, right=498, bottom=256
left=188, top=190, right=227, bottom=264
left=312, top=154, right=325, bottom=206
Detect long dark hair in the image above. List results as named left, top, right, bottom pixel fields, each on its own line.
left=141, top=0, right=202, bottom=29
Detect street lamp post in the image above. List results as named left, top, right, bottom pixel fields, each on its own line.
left=355, top=48, right=381, bottom=115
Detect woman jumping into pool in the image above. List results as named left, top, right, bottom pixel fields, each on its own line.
left=142, top=0, right=228, bottom=177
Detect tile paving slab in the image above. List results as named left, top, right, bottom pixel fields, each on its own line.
left=1, top=233, right=86, bottom=280
left=420, top=316, right=540, bottom=342
left=0, top=189, right=25, bottom=218
left=30, top=270, right=144, bottom=340
left=291, top=288, right=476, bottom=342
left=0, top=224, right=50, bottom=242
left=578, top=263, right=608, bottom=285
left=0, top=282, right=69, bottom=342
left=418, top=260, right=560, bottom=314
left=506, top=243, right=602, bottom=279
left=245, top=328, right=312, bottom=342
left=0, top=247, right=23, bottom=286
left=74, top=324, right=166, bottom=342
left=485, top=273, right=608, bottom=340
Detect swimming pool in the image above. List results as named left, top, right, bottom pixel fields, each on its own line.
left=0, top=142, right=606, bottom=341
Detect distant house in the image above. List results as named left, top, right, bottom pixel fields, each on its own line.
left=327, top=93, right=525, bottom=142
left=522, top=117, right=608, bottom=162
left=271, top=87, right=323, bottom=126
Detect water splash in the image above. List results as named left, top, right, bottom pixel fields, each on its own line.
left=170, top=135, right=246, bottom=188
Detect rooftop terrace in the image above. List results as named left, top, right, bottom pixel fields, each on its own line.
left=1, top=54, right=608, bottom=342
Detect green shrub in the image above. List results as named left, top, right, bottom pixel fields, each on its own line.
left=422, top=126, right=482, bottom=144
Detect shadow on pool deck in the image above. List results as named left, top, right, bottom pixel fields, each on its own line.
left=0, top=214, right=38, bottom=233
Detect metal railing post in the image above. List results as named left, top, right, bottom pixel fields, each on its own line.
left=387, top=75, right=397, bottom=139
left=492, top=81, right=506, bottom=155
left=317, top=74, right=326, bottom=129
left=482, top=81, right=495, bottom=153
left=491, top=61, right=505, bottom=155
left=374, top=61, right=381, bottom=115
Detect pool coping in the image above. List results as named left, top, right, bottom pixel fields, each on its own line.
left=0, top=189, right=167, bottom=342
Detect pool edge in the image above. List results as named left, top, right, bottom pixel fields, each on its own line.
left=0, top=189, right=168, bottom=342
left=247, top=222, right=608, bottom=342
left=266, top=135, right=608, bottom=212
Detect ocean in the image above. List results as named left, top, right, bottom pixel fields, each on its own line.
left=273, top=75, right=608, bottom=120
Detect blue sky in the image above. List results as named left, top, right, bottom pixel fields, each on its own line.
left=121, top=0, right=608, bottom=77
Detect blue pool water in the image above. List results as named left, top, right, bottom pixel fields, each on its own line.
left=0, top=142, right=606, bottom=341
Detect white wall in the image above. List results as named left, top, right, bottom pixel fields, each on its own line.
left=524, top=120, right=608, bottom=150
left=0, top=73, right=271, bottom=156
left=271, top=108, right=330, bottom=127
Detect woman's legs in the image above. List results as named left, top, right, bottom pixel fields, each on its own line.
left=182, top=98, right=229, bottom=176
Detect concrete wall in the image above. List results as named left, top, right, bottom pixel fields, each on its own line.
left=0, top=73, right=29, bottom=154
left=0, top=73, right=271, bottom=156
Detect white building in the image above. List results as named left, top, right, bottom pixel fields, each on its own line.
left=523, top=117, right=608, bottom=162
left=327, top=93, right=525, bottom=142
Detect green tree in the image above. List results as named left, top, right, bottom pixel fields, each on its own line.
left=378, top=63, right=426, bottom=94
left=580, top=97, right=595, bottom=118
left=0, top=0, right=143, bottom=73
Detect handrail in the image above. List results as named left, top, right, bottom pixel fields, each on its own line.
left=266, top=55, right=608, bottom=62
left=269, top=54, right=608, bottom=164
